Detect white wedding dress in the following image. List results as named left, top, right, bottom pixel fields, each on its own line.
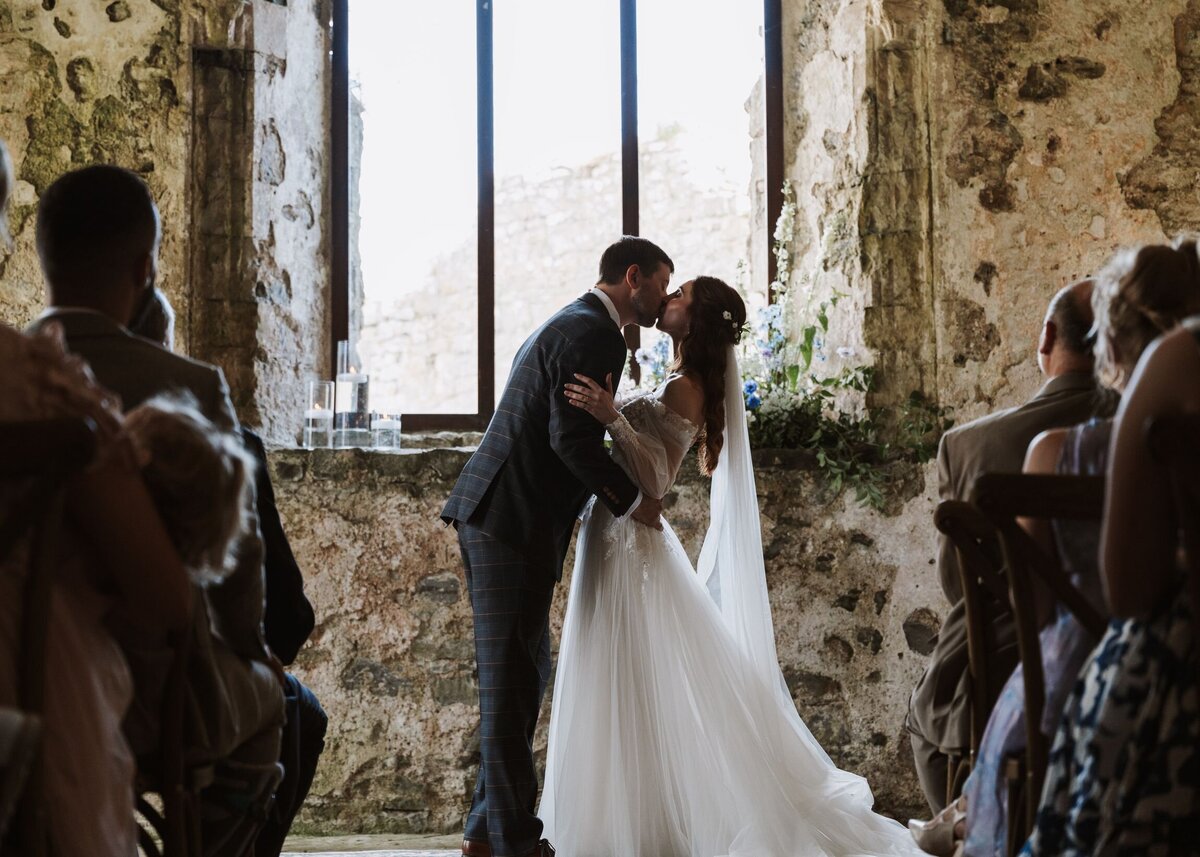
left=539, top=351, right=922, bottom=857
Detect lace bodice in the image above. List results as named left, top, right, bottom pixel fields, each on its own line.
left=607, top=379, right=700, bottom=498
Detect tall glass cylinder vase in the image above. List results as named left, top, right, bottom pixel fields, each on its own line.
left=334, top=340, right=371, bottom=448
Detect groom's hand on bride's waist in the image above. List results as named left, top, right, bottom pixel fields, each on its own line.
left=631, top=495, right=663, bottom=530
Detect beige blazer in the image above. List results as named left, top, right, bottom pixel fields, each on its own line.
left=28, top=308, right=237, bottom=432
left=934, top=371, right=1102, bottom=603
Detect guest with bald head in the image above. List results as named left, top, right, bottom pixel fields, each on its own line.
left=906, top=277, right=1104, bottom=818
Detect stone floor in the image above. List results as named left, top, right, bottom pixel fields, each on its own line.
left=282, top=833, right=460, bottom=856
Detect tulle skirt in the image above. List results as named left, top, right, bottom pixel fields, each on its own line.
left=539, top=502, right=921, bottom=857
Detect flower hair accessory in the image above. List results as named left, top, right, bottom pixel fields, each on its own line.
left=720, top=309, right=748, bottom=343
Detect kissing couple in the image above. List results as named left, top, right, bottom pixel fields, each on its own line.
left=442, top=237, right=921, bottom=857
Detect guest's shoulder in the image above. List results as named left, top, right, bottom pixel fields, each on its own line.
left=124, top=334, right=224, bottom=384
left=940, top=400, right=1023, bottom=449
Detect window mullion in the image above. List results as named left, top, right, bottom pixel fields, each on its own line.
left=620, top=0, right=641, bottom=381
left=477, top=0, right=496, bottom=419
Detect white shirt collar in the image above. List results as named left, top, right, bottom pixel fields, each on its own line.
left=36, top=306, right=111, bottom=322
left=587, top=287, right=621, bottom=329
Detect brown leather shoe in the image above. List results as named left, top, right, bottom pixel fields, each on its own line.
left=462, top=839, right=491, bottom=857
left=521, top=840, right=555, bottom=857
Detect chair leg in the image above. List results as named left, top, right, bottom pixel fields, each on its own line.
left=1004, top=755, right=1026, bottom=857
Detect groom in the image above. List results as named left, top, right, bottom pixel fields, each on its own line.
left=442, top=236, right=673, bottom=857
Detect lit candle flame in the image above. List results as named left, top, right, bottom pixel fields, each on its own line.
left=350, top=366, right=358, bottom=374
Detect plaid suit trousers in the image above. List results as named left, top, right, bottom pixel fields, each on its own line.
left=458, top=522, right=555, bottom=855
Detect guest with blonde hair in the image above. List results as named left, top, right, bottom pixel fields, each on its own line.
left=1023, top=243, right=1200, bottom=854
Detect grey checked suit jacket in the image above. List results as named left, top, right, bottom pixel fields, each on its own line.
left=441, top=293, right=640, bottom=577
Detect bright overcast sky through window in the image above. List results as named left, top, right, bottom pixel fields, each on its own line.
left=350, top=1, right=764, bottom=304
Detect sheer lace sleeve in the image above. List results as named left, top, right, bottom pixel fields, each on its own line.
left=606, top=398, right=698, bottom=498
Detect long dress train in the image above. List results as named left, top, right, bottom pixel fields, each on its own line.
left=539, top=356, right=921, bottom=857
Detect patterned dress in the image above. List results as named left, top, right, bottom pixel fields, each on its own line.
left=1021, top=329, right=1200, bottom=856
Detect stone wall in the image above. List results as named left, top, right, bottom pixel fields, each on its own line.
left=0, top=0, right=329, bottom=442
left=272, top=446, right=940, bottom=833
left=924, top=0, right=1188, bottom=419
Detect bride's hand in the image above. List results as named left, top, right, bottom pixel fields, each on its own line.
left=564, top=373, right=619, bottom=424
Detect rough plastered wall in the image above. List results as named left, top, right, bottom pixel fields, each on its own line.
left=0, top=0, right=192, bottom=339
left=928, top=0, right=1189, bottom=417
left=0, top=0, right=329, bottom=441
left=274, top=447, right=939, bottom=834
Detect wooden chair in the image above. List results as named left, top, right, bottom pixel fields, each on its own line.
left=933, top=499, right=1015, bottom=805
left=1145, top=412, right=1200, bottom=665
left=972, top=473, right=1107, bottom=856
left=135, top=627, right=204, bottom=857
left=0, top=418, right=97, bottom=857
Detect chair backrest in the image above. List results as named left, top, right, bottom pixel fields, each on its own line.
left=1145, top=412, right=1200, bottom=661
left=0, top=419, right=96, bottom=857
left=971, top=472, right=1106, bottom=850
left=934, top=500, right=1012, bottom=753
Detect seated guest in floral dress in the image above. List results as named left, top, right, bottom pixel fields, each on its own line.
left=0, top=137, right=191, bottom=857
left=1023, top=290, right=1200, bottom=848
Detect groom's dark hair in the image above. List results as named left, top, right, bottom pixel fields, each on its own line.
left=597, top=236, right=674, bottom=285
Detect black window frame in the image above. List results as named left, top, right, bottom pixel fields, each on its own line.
left=330, top=0, right=783, bottom=432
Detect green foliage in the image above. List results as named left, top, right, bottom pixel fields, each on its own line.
left=741, top=181, right=954, bottom=511
left=746, top=370, right=953, bottom=511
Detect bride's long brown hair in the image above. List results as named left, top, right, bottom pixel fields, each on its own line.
left=671, top=276, right=747, bottom=475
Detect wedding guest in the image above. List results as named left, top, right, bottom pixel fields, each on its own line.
left=0, top=141, right=191, bottom=857
left=123, top=396, right=286, bottom=855
left=916, top=239, right=1200, bottom=856
left=128, top=286, right=327, bottom=857
left=31, top=165, right=236, bottom=429
left=1023, top=252, right=1200, bottom=854
left=907, top=279, right=1101, bottom=813
left=28, top=164, right=285, bottom=851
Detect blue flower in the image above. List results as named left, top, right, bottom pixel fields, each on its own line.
left=743, top=379, right=758, bottom=396
left=746, top=393, right=762, bottom=411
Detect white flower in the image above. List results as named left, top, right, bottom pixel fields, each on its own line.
left=722, top=310, right=732, bottom=320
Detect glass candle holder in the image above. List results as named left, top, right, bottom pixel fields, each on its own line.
left=371, top=412, right=401, bottom=450
left=303, top=380, right=334, bottom=449
left=334, top=340, right=371, bottom=448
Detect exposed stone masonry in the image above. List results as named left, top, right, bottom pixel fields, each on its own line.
left=0, top=0, right=329, bottom=442
left=272, top=446, right=941, bottom=833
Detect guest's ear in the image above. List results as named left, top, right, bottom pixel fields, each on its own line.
left=138, top=252, right=156, bottom=288
left=1039, top=319, right=1057, bottom=356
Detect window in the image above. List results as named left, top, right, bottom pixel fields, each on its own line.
left=331, top=0, right=784, bottom=431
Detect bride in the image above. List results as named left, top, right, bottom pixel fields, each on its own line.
left=542, top=275, right=922, bottom=857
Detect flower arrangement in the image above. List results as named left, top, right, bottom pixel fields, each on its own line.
left=736, top=181, right=953, bottom=510
left=634, top=335, right=674, bottom=390
left=629, top=178, right=953, bottom=511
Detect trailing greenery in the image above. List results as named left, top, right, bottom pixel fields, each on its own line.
left=635, top=180, right=953, bottom=510
left=741, top=181, right=953, bottom=509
